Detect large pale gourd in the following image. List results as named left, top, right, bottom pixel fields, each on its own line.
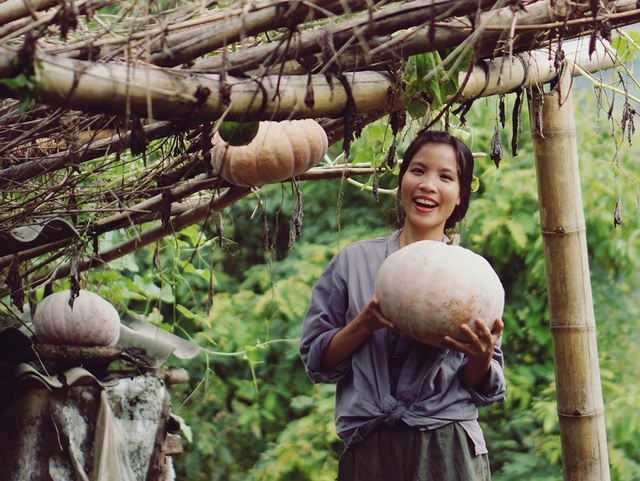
left=33, top=290, right=121, bottom=346
left=210, top=119, right=328, bottom=187
left=375, top=240, right=504, bottom=348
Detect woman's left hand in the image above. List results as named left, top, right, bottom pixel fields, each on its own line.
left=443, top=318, right=503, bottom=388
left=444, top=318, right=503, bottom=360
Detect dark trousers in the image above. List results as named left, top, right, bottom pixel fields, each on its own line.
left=336, top=422, right=491, bottom=481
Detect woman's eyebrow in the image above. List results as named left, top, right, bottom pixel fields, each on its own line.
left=411, top=161, right=456, bottom=174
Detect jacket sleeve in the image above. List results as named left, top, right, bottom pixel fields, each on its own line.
left=299, top=255, right=353, bottom=383
left=461, top=340, right=507, bottom=406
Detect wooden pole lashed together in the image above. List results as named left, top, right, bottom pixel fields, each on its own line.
left=527, top=68, right=610, bottom=481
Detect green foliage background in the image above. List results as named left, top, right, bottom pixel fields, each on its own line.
left=87, top=87, right=640, bottom=480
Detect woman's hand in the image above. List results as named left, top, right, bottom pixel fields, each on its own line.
left=443, top=318, right=503, bottom=388
left=320, top=296, right=395, bottom=370
left=444, top=318, right=503, bottom=358
left=357, top=296, right=397, bottom=334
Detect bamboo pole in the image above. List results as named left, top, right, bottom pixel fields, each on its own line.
left=460, top=38, right=618, bottom=100
left=0, top=0, right=60, bottom=25
left=528, top=66, right=610, bottom=481
left=150, top=0, right=383, bottom=67
left=200, top=0, right=640, bottom=75
left=0, top=48, right=398, bottom=122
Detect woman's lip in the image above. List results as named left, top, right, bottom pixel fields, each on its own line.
left=412, top=201, right=438, bottom=213
left=413, top=196, right=438, bottom=208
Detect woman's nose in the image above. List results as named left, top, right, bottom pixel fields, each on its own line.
left=418, top=174, right=437, bottom=191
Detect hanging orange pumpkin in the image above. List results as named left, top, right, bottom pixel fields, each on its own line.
left=375, top=240, right=504, bottom=348
left=33, top=289, right=121, bottom=346
left=210, top=119, right=328, bottom=187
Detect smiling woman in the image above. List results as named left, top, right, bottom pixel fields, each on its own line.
left=299, top=129, right=506, bottom=481
left=398, top=141, right=462, bottom=244
left=396, top=130, right=476, bottom=245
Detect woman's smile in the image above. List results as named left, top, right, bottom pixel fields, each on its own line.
left=412, top=195, right=438, bottom=211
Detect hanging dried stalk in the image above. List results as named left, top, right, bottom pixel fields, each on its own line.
left=6, top=255, right=24, bottom=312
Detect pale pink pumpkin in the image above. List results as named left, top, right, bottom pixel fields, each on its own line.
left=210, top=119, right=328, bottom=187
left=33, top=289, right=121, bottom=346
left=375, top=240, right=504, bottom=348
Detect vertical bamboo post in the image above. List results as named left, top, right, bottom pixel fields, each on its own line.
left=528, top=68, right=610, bottom=481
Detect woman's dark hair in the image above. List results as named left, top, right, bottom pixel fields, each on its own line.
left=397, top=129, right=475, bottom=231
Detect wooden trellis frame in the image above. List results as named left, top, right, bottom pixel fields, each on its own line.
left=1, top=1, right=638, bottom=479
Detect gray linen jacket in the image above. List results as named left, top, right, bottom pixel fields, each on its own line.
left=299, top=230, right=506, bottom=455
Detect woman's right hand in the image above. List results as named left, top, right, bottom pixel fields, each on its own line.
left=355, top=296, right=397, bottom=334
left=321, top=296, right=395, bottom=369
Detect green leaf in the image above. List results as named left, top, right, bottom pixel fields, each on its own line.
left=0, top=73, right=38, bottom=113
left=471, top=175, right=480, bottom=192
left=171, top=413, right=194, bottom=443
left=402, top=46, right=474, bottom=121
left=611, top=31, right=640, bottom=62
left=176, top=303, right=196, bottom=319
left=505, top=218, right=529, bottom=250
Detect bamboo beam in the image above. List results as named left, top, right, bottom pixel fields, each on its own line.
left=0, top=49, right=398, bottom=122
left=460, top=38, right=618, bottom=99
left=0, top=0, right=60, bottom=25
left=470, top=0, right=640, bottom=60
left=0, top=0, right=117, bottom=39
left=206, top=0, right=640, bottom=76
left=150, top=0, right=385, bottom=67
left=0, top=3, right=637, bottom=124
left=191, top=0, right=501, bottom=74
left=528, top=67, right=610, bottom=481
left=0, top=110, right=386, bottom=272
left=0, top=163, right=378, bottom=272
left=0, top=120, right=187, bottom=188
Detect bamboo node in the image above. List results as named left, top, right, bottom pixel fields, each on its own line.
left=549, top=324, right=596, bottom=331
left=558, top=408, right=605, bottom=419
left=540, top=225, right=585, bottom=236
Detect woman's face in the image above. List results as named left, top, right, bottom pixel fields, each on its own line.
left=399, top=142, right=460, bottom=240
